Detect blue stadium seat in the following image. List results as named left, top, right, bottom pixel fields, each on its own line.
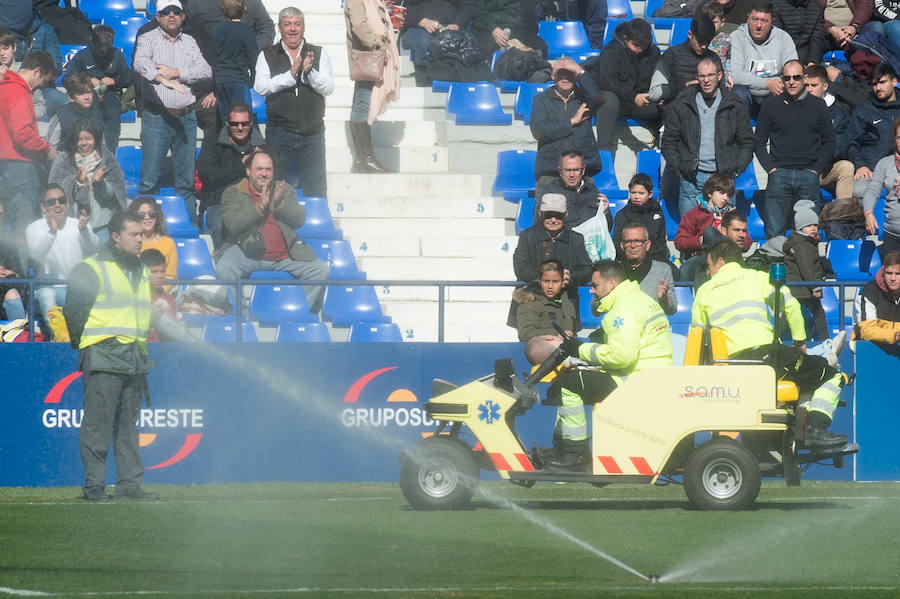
left=874, top=196, right=886, bottom=239
left=431, top=80, right=452, bottom=93
left=249, top=270, right=292, bottom=281
left=446, top=82, right=512, bottom=125
left=116, top=146, right=142, bottom=190
left=348, top=322, right=403, bottom=342
left=296, top=195, right=341, bottom=240
left=250, top=282, right=316, bottom=326
left=819, top=286, right=853, bottom=327
left=669, top=19, right=692, bottom=46
left=824, top=50, right=846, bottom=63
left=145, top=0, right=157, bottom=15
left=81, top=0, right=139, bottom=22
left=826, top=239, right=880, bottom=280
left=662, top=204, right=679, bottom=240
left=578, top=286, right=602, bottom=328
left=250, top=88, right=266, bottom=124
left=201, top=316, right=258, bottom=342
left=564, top=49, right=602, bottom=63
left=326, top=240, right=365, bottom=279
left=734, top=162, right=759, bottom=195
left=514, top=82, right=550, bottom=124
left=636, top=149, right=661, bottom=193
left=644, top=0, right=675, bottom=27
left=106, top=15, right=147, bottom=53
left=669, top=286, right=693, bottom=326
left=492, top=149, right=537, bottom=196
left=155, top=195, right=200, bottom=237
left=275, top=321, right=332, bottom=342
left=322, top=286, right=391, bottom=327
left=58, top=45, right=87, bottom=84
left=738, top=193, right=766, bottom=241
left=174, top=238, right=215, bottom=279
left=607, top=0, right=634, bottom=19
left=595, top=150, right=625, bottom=197
left=516, top=196, right=537, bottom=234
left=539, top=21, right=593, bottom=59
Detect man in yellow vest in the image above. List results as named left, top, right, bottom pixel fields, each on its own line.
left=538, top=260, right=674, bottom=470
left=692, top=239, right=850, bottom=447
left=64, top=212, right=157, bottom=501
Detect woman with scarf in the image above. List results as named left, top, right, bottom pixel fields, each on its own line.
left=344, top=0, right=400, bottom=173
left=48, top=119, right=126, bottom=245
left=128, top=196, right=178, bottom=292
left=860, top=117, right=900, bottom=259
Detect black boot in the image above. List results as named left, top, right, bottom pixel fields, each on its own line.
left=803, top=412, right=848, bottom=448
left=349, top=121, right=391, bottom=174
left=547, top=438, right=591, bottom=472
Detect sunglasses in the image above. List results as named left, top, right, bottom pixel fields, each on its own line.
left=781, top=74, right=803, bottom=82
left=159, top=7, right=183, bottom=16
left=43, top=196, right=67, bottom=207
left=228, top=120, right=252, bottom=127
left=542, top=211, right=566, bottom=221
left=137, top=211, right=157, bottom=219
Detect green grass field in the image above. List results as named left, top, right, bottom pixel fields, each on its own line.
left=1, top=480, right=899, bottom=598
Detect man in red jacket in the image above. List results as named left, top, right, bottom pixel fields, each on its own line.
left=0, top=50, right=58, bottom=250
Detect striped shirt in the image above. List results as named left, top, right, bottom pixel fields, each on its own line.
left=133, top=26, right=212, bottom=110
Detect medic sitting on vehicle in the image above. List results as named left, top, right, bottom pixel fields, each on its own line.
left=691, top=239, right=852, bottom=448
left=526, top=260, right=674, bottom=471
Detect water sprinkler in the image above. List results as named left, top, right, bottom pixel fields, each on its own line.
left=648, top=574, right=660, bottom=583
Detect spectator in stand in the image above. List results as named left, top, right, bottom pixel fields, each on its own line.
left=141, top=248, right=195, bottom=342
left=755, top=59, right=834, bottom=238
left=64, top=25, right=132, bottom=152
left=197, top=102, right=274, bottom=248
left=345, top=0, right=400, bottom=174
left=772, top=0, right=825, bottom=66
left=187, top=0, right=275, bottom=51
left=690, top=209, right=753, bottom=288
left=128, top=197, right=177, bottom=291
left=614, top=222, right=676, bottom=314
left=400, top=0, right=475, bottom=68
left=0, top=1, right=31, bottom=58
left=215, top=150, right=329, bottom=314
left=28, top=10, right=62, bottom=74
left=660, top=54, right=754, bottom=217
left=512, top=193, right=593, bottom=326
left=864, top=0, right=900, bottom=60
left=533, top=150, right=611, bottom=228
left=783, top=200, right=830, bottom=341
left=676, top=174, right=753, bottom=282
left=648, top=14, right=718, bottom=108
left=583, top=18, right=661, bottom=154
left=0, top=197, right=26, bottom=321
left=720, top=0, right=757, bottom=32
left=819, top=0, right=871, bottom=51
left=255, top=7, right=334, bottom=198
left=0, top=50, right=58, bottom=251
left=48, top=119, right=126, bottom=245
left=26, top=184, right=100, bottom=332
left=848, top=63, right=900, bottom=201
left=535, top=0, right=608, bottom=50
left=214, top=0, right=258, bottom=124
left=729, top=0, right=797, bottom=116
left=46, top=72, right=104, bottom=149
left=514, top=258, right=579, bottom=341
left=133, top=1, right=213, bottom=227
left=530, top=56, right=603, bottom=183
left=860, top=117, right=900, bottom=257
left=804, top=64, right=854, bottom=200
left=611, top=173, right=670, bottom=265
left=854, top=250, right=900, bottom=355
left=703, top=0, right=732, bottom=72
left=472, top=0, right=548, bottom=61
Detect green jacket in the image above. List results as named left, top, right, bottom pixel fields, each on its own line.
left=577, top=279, right=674, bottom=383
left=513, top=285, right=579, bottom=341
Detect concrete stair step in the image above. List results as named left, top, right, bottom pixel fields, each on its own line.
left=338, top=218, right=509, bottom=238
left=348, top=236, right=421, bottom=258
left=324, top=106, right=448, bottom=122
left=329, top=146, right=449, bottom=173
left=328, top=85, right=446, bottom=109
left=324, top=120, right=445, bottom=148
left=330, top=196, right=498, bottom=219
left=446, top=287, right=518, bottom=302
left=357, top=257, right=511, bottom=280
left=327, top=173, right=483, bottom=197
left=421, top=236, right=520, bottom=258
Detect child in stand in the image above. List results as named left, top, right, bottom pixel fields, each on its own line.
left=612, top=173, right=670, bottom=264
left=140, top=249, right=195, bottom=342
left=214, top=0, right=258, bottom=124
left=514, top=258, right=579, bottom=341
left=46, top=72, right=105, bottom=149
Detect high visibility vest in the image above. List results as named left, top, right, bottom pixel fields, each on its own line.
left=691, top=261, right=806, bottom=356
left=79, top=257, right=152, bottom=351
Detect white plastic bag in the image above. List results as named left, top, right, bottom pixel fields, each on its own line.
left=573, top=205, right=615, bottom=262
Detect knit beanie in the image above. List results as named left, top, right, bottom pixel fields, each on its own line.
left=793, top=200, right=819, bottom=230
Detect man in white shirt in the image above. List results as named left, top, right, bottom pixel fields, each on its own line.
left=255, top=7, right=334, bottom=197
left=26, top=184, right=99, bottom=327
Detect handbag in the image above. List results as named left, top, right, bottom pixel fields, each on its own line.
left=349, top=49, right=386, bottom=83
left=237, top=228, right=266, bottom=260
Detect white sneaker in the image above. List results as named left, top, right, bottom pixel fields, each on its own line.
left=822, top=330, right=847, bottom=368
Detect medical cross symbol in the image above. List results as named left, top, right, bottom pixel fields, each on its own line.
left=478, top=400, right=501, bottom=424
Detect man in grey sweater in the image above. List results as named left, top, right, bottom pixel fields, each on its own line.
left=616, top=223, right=676, bottom=315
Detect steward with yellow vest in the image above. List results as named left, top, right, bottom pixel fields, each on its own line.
left=691, top=239, right=850, bottom=448
left=63, top=212, right=158, bottom=502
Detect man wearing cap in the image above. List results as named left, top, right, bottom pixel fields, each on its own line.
left=513, top=192, right=593, bottom=327
left=133, top=0, right=212, bottom=225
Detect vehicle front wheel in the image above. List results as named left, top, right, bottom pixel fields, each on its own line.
left=399, top=438, right=479, bottom=510
left=684, top=438, right=761, bottom=511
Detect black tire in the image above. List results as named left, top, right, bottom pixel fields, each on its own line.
left=683, top=438, right=761, bottom=511
left=399, top=438, right=479, bottom=510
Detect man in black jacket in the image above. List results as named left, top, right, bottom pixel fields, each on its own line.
left=648, top=13, right=718, bottom=108
left=847, top=63, right=900, bottom=200
left=661, top=54, right=755, bottom=217
left=400, top=0, right=475, bottom=67
left=772, top=0, right=825, bottom=66
left=583, top=18, right=661, bottom=153
left=196, top=102, right=275, bottom=248
left=533, top=150, right=612, bottom=228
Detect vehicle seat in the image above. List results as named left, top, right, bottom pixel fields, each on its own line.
left=709, top=328, right=799, bottom=403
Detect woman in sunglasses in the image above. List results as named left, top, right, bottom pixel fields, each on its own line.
left=48, top=118, right=126, bottom=245
left=127, top=196, right=178, bottom=291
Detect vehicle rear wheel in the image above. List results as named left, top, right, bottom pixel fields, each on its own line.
left=684, top=438, right=761, bottom=511
left=400, top=438, right=479, bottom=510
